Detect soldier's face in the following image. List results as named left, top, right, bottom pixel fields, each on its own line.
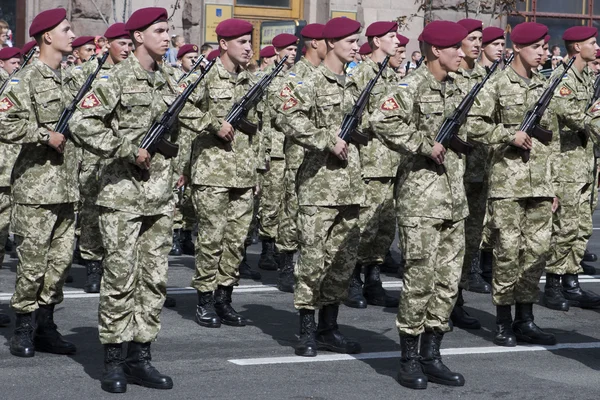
left=180, top=52, right=198, bottom=72
left=0, top=57, right=21, bottom=74
left=588, top=59, right=600, bottom=74
left=436, top=43, right=465, bottom=73
left=277, top=45, right=297, bottom=67
left=461, top=30, right=482, bottom=61
left=577, top=37, right=599, bottom=62
left=135, top=21, right=170, bottom=58
left=331, top=33, right=360, bottom=64
left=108, top=38, right=132, bottom=63
left=223, top=34, right=253, bottom=65
left=540, top=44, right=549, bottom=64
left=375, top=32, right=399, bottom=57
left=483, top=38, right=505, bottom=62
left=75, top=44, right=96, bottom=63
left=46, top=19, right=76, bottom=55
left=389, top=46, right=406, bottom=69
left=515, top=40, right=544, bottom=68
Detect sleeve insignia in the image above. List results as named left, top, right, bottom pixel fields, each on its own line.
left=282, top=97, right=298, bottom=111
left=9, top=78, right=19, bottom=85
left=0, top=97, right=14, bottom=112
left=99, top=75, right=109, bottom=81
left=80, top=93, right=102, bottom=109
left=559, top=86, right=572, bottom=96
left=398, top=83, right=408, bottom=88
left=279, top=86, right=292, bottom=98
left=381, top=97, right=399, bottom=111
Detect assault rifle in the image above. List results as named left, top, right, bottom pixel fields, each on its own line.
left=177, top=55, right=205, bottom=84
left=502, top=53, right=514, bottom=70
left=433, top=58, right=500, bottom=175
left=587, top=73, right=600, bottom=110
left=517, top=57, right=575, bottom=162
left=0, top=46, right=37, bottom=97
left=416, top=55, right=425, bottom=68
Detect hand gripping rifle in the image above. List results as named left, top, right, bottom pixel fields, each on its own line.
left=502, top=52, right=514, bottom=70
left=0, top=46, right=37, bottom=97
left=517, top=57, right=575, bottom=163
left=433, top=58, right=500, bottom=175
left=177, top=55, right=205, bottom=84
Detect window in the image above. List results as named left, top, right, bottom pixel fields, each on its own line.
left=236, top=0, right=291, bottom=7
left=513, top=0, right=599, bottom=24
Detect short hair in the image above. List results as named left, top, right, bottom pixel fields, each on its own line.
left=200, top=43, right=213, bottom=53
left=411, top=50, right=421, bottom=57
left=171, top=34, right=182, bottom=47
left=0, top=20, right=8, bottom=30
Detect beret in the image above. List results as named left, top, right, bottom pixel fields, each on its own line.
left=562, top=26, right=597, bottom=42
left=104, top=23, right=129, bottom=40
left=457, top=19, right=483, bottom=34
left=125, top=7, right=168, bottom=32
left=301, top=23, right=325, bottom=40
left=259, top=45, right=276, bottom=58
left=215, top=18, right=253, bottom=38
left=482, top=27, right=505, bottom=44
left=0, top=47, right=21, bottom=60
left=365, top=21, right=398, bottom=38
left=397, top=34, right=409, bottom=46
left=544, top=35, right=550, bottom=44
left=177, top=44, right=199, bottom=59
left=322, top=17, right=361, bottom=40
left=272, top=33, right=298, bottom=48
left=358, top=42, right=372, bottom=55
left=207, top=49, right=220, bottom=61
left=72, top=36, right=95, bottom=49
left=510, top=22, right=548, bottom=45
left=21, top=40, right=37, bottom=56
left=29, top=8, right=67, bottom=37
left=417, top=33, right=423, bottom=42
left=422, top=21, right=468, bottom=47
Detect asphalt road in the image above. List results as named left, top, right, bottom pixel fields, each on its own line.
left=2, top=211, right=600, bottom=400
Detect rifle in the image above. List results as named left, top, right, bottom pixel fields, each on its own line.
left=0, top=46, right=37, bottom=97
left=587, top=73, right=600, bottom=110
left=55, top=51, right=110, bottom=139
left=502, top=53, right=514, bottom=70
left=339, top=56, right=389, bottom=148
left=416, top=55, right=425, bottom=68
left=177, top=55, right=205, bottom=84
left=517, top=57, right=575, bottom=163
left=88, top=53, right=97, bottom=62
left=433, top=58, right=500, bottom=175
left=138, top=59, right=216, bottom=180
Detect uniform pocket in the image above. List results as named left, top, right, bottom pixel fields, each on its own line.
left=398, top=217, right=431, bottom=260
left=33, top=89, right=62, bottom=124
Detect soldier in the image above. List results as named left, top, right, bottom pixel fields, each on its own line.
left=72, top=36, right=97, bottom=65
left=358, top=42, right=372, bottom=59
left=344, top=21, right=402, bottom=310
left=467, top=22, right=558, bottom=347
left=370, top=20, right=468, bottom=389
left=259, top=45, right=277, bottom=71
left=479, top=27, right=505, bottom=70
left=0, top=8, right=78, bottom=358
left=542, top=27, right=600, bottom=311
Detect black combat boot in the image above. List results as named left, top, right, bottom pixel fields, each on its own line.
left=450, top=289, right=481, bottom=330
left=493, top=305, right=516, bottom=347
left=195, top=291, right=221, bottom=328
left=512, top=303, right=556, bottom=345
left=180, top=229, right=195, bottom=255
left=583, top=249, right=597, bottom=262
left=562, top=274, right=600, bottom=308
left=83, top=260, right=103, bottom=294
left=344, top=264, right=367, bottom=309
left=123, top=342, right=173, bottom=389
left=315, top=304, right=361, bottom=354
left=542, top=273, right=569, bottom=311
left=102, top=343, right=127, bottom=393
left=277, top=251, right=295, bottom=293
left=258, top=237, right=278, bottom=270
left=295, top=309, right=317, bottom=357
left=239, top=245, right=261, bottom=280
left=214, top=285, right=247, bottom=327
left=9, top=312, right=35, bottom=357
left=363, top=264, right=399, bottom=307
left=381, top=249, right=400, bottom=273
left=169, top=229, right=182, bottom=256
left=419, top=330, right=465, bottom=386
left=397, top=334, right=427, bottom=389
left=465, top=254, right=491, bottom=293
left=480, top=249, right=493, bottom=285
left=0, top=312, right=10, bottom=326
left=34, top=305, right=76, bottom=354
left=580, top=261, right=596, bottom=275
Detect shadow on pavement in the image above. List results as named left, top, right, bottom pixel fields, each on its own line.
left=64, top=326, right=103, bottom=381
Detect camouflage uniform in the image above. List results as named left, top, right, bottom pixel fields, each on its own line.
left=0, top=59, right=79, bottom=313
left=370, top=67, right=468, bottom=336
left=277, top=64, right=363, bottom=309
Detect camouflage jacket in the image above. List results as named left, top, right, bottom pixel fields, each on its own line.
left=0, top=68, right=8, bottom=86
left=262, top=62, right=289, bottom=160
left=69, top=54, right=206, bottom=216
left=347, top=57, right=401, bottom=179
left=0, top=67, right=22, bottom=188
left=0, top=59, right=79, bottom=205
left=467, top=67, right=558, bottom=199
left=277, top=64, right=363, bottom=206
left=370, top=67, right=468, bottom=221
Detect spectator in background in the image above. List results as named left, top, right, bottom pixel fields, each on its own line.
left=94, top=35, right=107, bottom=54
left=259, top=45, right=276, bottom=70
left=200, top=43, right=213, bottom=56
left=0, top=20, right=10, bottom=48
left=166, top=34, right=185, bottom=66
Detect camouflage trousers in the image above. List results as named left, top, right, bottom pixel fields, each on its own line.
left=461, top=181, right=487, bottom=287
left=258, top=158, right=286, bottom=239
left=546, top=182, right=592, bottom=275
left=98, top=208, right=172, bottom=344
left=173, top=185, right=196, bottom=231
left=294, top=205, right=360, bottom=309
left=0, top=188, right=10, bottom=261
left=78, top=163, right=103, bottom=261
left=489, top=198, right=552, bottom=305
left=191, top=185, right=253, bottom=292
left=396, top=217, right=464, bottom=336
left=357, top=178, right=396, bottom=265
left=10, top=202, right=76, bottom=313
left=276, top=168, right=299, bottom=252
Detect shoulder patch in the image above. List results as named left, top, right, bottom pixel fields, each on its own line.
left=80, top=93, right=102, bottom=109
left=381, top=97, right=399, bottom=111
left=398, top=83, right=408, bottom=88
left=559, top=86, right=572, bottom=96
left=288, top=72, right=296, bottom=77
left=74, top=66, right=83, bottom=71
left=0, top=96, right=14, bottom=112
left=282, top=97, right=298, bottom=111
left=279, top=85, right=292, bottom=98
left=9, top=78, right=19, bottom=85
left=99, top=75, right=109, bottom=81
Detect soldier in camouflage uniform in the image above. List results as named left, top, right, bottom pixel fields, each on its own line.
left=0, top=9, right=78, bottom=358
left=276, top=17, right=363, bottom=358
left=72, top=35, right=97, bottom=66
left=344, top=21, right=402, bottom=310
left=467, top=22, right=558, bottom=347
left=543, top=27, right=600, bottom=311
left=370, top=20, right=468, bottom=390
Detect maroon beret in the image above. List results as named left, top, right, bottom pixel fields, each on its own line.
left=272, top=33, right=298, bottom=48
left=418, top=33, right=423, bottom=42
left=72, top=36, right=95, bottom=49
left=177, top=44, right=199, bottom=59
left=259, top=45, right=276, bottom=58
left=207, top=49, right=220, bottom=61
left=482, top=27, right=505, bottom=44
left=21, top=40, right=37, bottom=56
left=457, top=19, right=483, bottom=34
left=422, top=21, right=468, bottom=47
left=365, top=21, right=398, bottom=38
left=0, top=47, right=21, bottom=60
left=29, top=8, right=67, bottom=37
left=562, top=26, right=597, bottom=42
left=104, top=23, right=129, bottom=40
left=125, top=7, right=168, bottom=32
left=358, top=42, right=372, bottom=55
left=510, top=22, right=548, bottom=45
left=397, top=34, right=409, bottom=46
left=301, top=23, right=325, bottom=40
left=322, top=17, right=361, bottom=40
left=544, top=35, right=550, bottom=44
left=215, top=18, right=253, bottom=38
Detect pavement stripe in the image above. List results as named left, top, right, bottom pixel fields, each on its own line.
left=228, top=342, right=600, bottom=366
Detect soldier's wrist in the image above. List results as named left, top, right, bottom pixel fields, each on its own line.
left=38, top=129, right=50, bottom=145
